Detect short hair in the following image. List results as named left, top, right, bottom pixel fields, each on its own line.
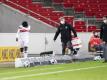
left=22, top=21, right=28, bottom=27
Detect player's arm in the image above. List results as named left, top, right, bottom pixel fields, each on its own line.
left=70, top=25, right=77, bottom=37
left=16, top=29, right=20, bottom=42
left=53, top=27, right=60, bottom=41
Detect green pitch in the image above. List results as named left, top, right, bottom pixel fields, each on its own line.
left=0, top=61, right=107, bottom=80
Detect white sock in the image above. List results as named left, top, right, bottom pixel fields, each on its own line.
left=24, top=52, right=28, bottom=58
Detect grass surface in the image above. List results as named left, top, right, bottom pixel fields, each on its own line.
left=0, top=61, right=107, bottom=80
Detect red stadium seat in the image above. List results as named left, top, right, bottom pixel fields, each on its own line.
left=53, top=0, right=63, bottom=3
left=88, top=26, right=97, bottom=32
left=4, top=0, right=107, bottom=32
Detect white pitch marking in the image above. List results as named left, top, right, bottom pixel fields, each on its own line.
left=1, top=65, right=107, bottom=80
left=0, top=67, right=63, bottom=75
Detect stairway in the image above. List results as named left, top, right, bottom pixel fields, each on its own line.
left=0, top=0, right=102, bottom=32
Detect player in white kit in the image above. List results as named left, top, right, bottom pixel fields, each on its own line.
left=16, top=21, right=31, bottom=58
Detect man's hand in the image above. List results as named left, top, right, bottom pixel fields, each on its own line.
left=16, top=38, right=18, bottom=42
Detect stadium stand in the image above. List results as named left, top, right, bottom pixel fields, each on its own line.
left=0, top=0, right=106, bottom=32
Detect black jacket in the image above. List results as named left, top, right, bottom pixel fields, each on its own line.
left=100, top=22, right=107, bottom=42
left=54, top=23, right=77, bottom=43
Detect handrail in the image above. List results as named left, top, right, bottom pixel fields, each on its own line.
left=5, top=0, right=59, bottom=26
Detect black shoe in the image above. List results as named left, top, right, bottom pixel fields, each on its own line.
left=103, top=60, right=107, bottom=63
left=72, top=58, right=77, bottom=62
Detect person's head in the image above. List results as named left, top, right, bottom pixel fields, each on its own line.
left=22, top=21, right=28, bottom=27
left=103, top=16, right=107, bottom=24
left=59, top=17, right=65, bottom=24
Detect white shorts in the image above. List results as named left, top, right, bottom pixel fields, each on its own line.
left=18, top=39, right=29, bottom=47
left=18, top=32, right=29, bottom=47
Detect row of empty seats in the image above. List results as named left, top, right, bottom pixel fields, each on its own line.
left=55, top=1, right=107, bottom=12
left=0, top=0, right=102, bottom=32
left=53, top=0, right=107, bottom=18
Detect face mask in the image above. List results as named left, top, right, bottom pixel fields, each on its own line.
left=103, top=20, right=107, bottom=23
left=60, top=21, right=65, bottom=24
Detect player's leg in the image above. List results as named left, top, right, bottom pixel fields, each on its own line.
left=62, top=42, right=66, bottom=55
left=24, top=46, right=28, bottom=58
left=20, top=47, right=24, bottom=57
left=103, top=43, right=107, bottom=62
left=19, top=39, right=24, bottom=58
left=67, top=41, right=73, bottom=54
left=24, top=46, right=28, bottom=53
left=23, top=40, right=29, bottom=58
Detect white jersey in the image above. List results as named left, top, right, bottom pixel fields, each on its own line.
left=16, top=25, right=31, bottom=47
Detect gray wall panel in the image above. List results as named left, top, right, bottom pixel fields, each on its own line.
left=0, top=4, right=56, bottom=33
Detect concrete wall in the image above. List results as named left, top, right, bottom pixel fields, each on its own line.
left=0, top=33, right=92, bottom=55
left=0, top=3, right=56, bottom=33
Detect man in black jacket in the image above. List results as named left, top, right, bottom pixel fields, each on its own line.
left=53, top=17, right=77, bottom=55
left=100, top=16, right=107, bottom=62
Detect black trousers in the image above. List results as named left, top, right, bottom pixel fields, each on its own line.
left=103, top=43, right=107, bottom=61
left=62, top=41, right=73, bottom=55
